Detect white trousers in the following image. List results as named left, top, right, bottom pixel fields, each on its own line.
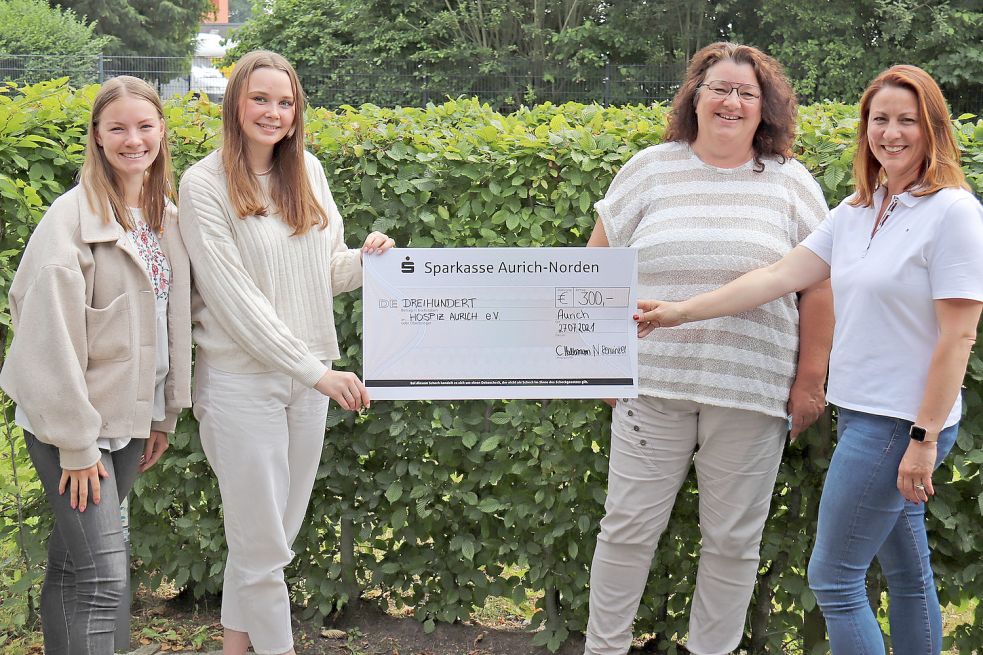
left=584, top=396, right=786, bottom=655
left=194, top=360, right=330, bottom=655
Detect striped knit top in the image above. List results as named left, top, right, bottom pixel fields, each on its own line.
left=179, top=150, right=363, bottom=388
left=595, top=141, right=829, bottom=418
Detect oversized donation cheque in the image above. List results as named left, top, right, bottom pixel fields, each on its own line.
left=362, top=248, right=639, bottom=399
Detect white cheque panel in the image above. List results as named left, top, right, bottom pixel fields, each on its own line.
left=362, top=248, right=638, bottom=399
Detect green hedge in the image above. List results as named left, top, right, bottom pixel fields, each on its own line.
left=1, top=79, right=982, bottom=653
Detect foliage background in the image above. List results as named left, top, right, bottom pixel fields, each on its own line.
left=0, top=0, right=112, bottom=57
left=225, top=0, right=983, bottom=111
left=46, top=0, right=214, bottom=61
left=1, top=79, right=982, bottom=653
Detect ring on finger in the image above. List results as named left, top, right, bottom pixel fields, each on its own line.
left=914, top=482, right=925, bottom=490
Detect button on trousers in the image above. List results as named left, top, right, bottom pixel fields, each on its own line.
left=585, top=396, right=786, bottom=655
left=194, top=360, right=331, bottom=655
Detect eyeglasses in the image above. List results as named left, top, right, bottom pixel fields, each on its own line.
left=698, top=80, right=761, bottom=102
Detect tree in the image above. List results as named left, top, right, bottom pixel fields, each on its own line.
left=225, top=0, right=696, bottom=106
left=224, top=0, right=438, bottom=106
left=730, top=0, right=983, bottom=111
left=0, top=0, right=111, bottom=56
left=51, top=0, right=215, bottom=60
left=226, top=0, right=423, bottom=67
left=0, top=0, right=113, bottom=84
left=225, top=0, right=982, bottom=112
left=228, top=0, right=254, bottom=23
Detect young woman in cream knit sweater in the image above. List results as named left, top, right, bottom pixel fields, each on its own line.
left=179, top=51, right=393, bottom=655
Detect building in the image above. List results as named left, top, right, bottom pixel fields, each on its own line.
left=205, top=0, right=229, bottom=24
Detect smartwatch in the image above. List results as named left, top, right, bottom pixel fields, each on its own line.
left=909, top=425, right=937, bottom=443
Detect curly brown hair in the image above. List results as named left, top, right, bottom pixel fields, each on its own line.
left=665, top=42, right=797, bottom=172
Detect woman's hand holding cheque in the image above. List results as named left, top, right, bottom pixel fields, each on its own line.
left=635, top=300, right=688, bottom=337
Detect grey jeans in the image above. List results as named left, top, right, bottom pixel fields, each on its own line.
left=26, top=433, right=142, bottom=655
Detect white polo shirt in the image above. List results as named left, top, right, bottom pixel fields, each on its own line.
left=801, top=186, right=983, bottom=427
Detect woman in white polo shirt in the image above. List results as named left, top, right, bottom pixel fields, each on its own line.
left=637, top=64, right=983, bottom=655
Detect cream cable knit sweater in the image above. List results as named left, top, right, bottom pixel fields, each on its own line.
left=179, top=150, right=362, bottom=387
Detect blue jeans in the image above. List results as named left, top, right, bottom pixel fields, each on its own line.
left=26, top=433, right=142, bottom=655
left=807, top=408, right=957, bottom=655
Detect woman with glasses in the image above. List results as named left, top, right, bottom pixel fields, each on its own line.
left=584, top=42, right=832, bottom=655
left=638, top=65, right=983, bottom=655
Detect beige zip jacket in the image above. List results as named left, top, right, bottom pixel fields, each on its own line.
left=0, top=186, right=192, bottom=470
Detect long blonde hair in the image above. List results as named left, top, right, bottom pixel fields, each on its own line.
left=222, top=50, right=328, bottom=236
left=850, top=65, right=969, bottom=207
left=80, top=75, right=174, bottom=232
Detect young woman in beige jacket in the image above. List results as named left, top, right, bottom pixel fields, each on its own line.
left=0, top=76, right=192, bottom=655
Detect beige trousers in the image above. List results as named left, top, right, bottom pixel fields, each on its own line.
left=584, top=396, right=786, bottom=655
left=194, top=360, right=330, bottom=655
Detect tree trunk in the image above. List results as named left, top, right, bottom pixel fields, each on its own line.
left=340, top=515, right=360, bottom=611
left=545, top=582, right=562, bottom=626
left=749, top=559, right=777, bottom=652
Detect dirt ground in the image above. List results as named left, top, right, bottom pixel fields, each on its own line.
left=130, top=592, right=594, bottom=655
left=315, top=604, right=588, bottom=655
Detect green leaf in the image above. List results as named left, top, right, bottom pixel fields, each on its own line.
left=391, top=508, right=408, bottom=530
left=579, top=190, right=592, bottom=213
left=800, top=588, right=816, bottom=612
left=385, top=481, right=403, bottom=504
left=478, top=497, right=503, bottom=513
left=823, top=164, right=846, bottom=189
left=489, top=412, right=510, bottom=425
left=479, top=435, right=502, bottom=452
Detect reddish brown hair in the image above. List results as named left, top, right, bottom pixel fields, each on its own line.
left=666, top=42, right=797, bottom=172
left=850, top=64, right=968, bottom=207
left=222, top=50, right=328, bottom=235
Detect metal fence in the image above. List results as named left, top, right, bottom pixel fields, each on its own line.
left=2, top=53, right=981, bottom=114
left=0, top=53, right=684, bottom=109
left=0, top=54, right=224, bottom=99
left=296, top=59, right=685, bottom=109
